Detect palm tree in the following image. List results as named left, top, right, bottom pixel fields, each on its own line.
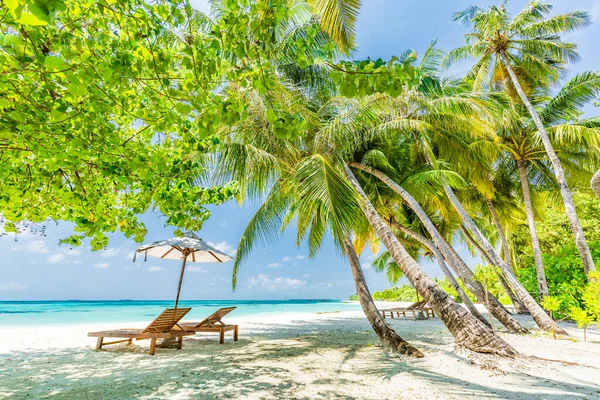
left=494, top=73, right=600, bottom=299
left=593, top=170, right=600, bottom=197
left=215, top=72, right=518, bottom=355
left=345, top=150, right=527, bottom=333
left=448, top=1, right=597, bottom=275
left=360, top=70, right=560, bottom=333
left=323, top=61, right=530, bottom=332
left=351, top=166, right=489, bottom=325
left=344, top=164, right=516, bottom=356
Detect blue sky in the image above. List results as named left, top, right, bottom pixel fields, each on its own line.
left=1, top=0, right=599, bottom=301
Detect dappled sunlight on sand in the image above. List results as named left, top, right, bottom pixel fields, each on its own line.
left=1, top=312, right=600, bottom=399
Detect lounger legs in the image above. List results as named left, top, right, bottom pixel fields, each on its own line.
left=96, top=337, right=103, bottom=350
left=177, top=336, right=183, bottom=350
left=219, top=329, right=225, bottom=344
left=234, top=325, right=238, bottom=342
left=149, top=338, right=157, bottom=356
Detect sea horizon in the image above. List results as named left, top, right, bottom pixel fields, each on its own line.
left=0, top=299, right=361, bottom=328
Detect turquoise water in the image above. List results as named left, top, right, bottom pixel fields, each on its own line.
left=0, top=300, right=361, bottom=328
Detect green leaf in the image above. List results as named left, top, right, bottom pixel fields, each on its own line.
left=176, top=102, right=191, bottom=115
left=44, top=56, right=68, bottom=70
left=266, top=109, right=278, bottom=123
left=67, top=83, right=88, bottom=97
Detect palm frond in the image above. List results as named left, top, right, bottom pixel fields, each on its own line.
left=308, top=0, right=361, bottom=53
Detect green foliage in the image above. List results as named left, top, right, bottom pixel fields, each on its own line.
left=0, top=0, right=333, bottom=248
left=518, top=243, right=592, bottom=316
left=348, top=294, right=359, bottom=301
left=540, top=296, right=562, bottom=315
left=513, top=193, right=600, bottom=259
left=581, top=272, right=600, bottom=324
left=513, top=193, right=600, bottom=316
left=434, top=277, right=461, bottom=303
left=330, top=53, right=420, bottom=98
left=570, top=306, right=595, bottom=329
left=372, top=285, right=418, bottom=302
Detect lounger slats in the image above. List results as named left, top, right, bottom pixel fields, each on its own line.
left=142, top=307, right=191, bottom=333
left=179, top=307, right=239, bottom=344
left=88, top=307, right=194, bottom=355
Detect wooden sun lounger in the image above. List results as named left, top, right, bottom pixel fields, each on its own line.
left=88, top=308, right=195, bottom=355
left=380, top=301, right=436, bottom=320
left=178, top=306, right=238, bottom=344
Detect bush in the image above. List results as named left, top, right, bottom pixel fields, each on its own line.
left=371, top=285, right=418, bottom=302
left=517, top=242, right=600, bottom=318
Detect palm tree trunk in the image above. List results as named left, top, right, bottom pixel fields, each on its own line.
left=342, top=236, right=424, bottom=357
left=392, top=222, right=490, bottom=326
left=484, top=199, right=527, bottom=313
left=460, top=224, right=526, bottom=314
left=501, top=53, right=596, bottom=276
left=444, top=182, right=566, bottom=335
left=516, top=159, right=550, bottom=300
left=344, top=164, right=517, bottom=356
left=347, top=161, right=528, bottom=334
left=592, top=170, right=600, bottom=197
left=485, top=199, right=514, bottom=272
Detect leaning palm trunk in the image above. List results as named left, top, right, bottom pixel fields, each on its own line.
left=460, top=226, right=526, bottom=314
left=592, top=170, right=600, bottom=197
left=516, top=159, right=550, bottom=299
left=348, top=162, right=528, bottom=334
left=501, top=53, right=596, bottom=276
left=345, top=164, right=517, bottom=356
left=444, top=183, right=566, bottom=335
left=392, top=222, right=489, bottom=326
left=342, top=237, right=424, bottom=357
left=485, top=199, right=527, bottom=313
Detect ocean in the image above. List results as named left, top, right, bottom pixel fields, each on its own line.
left=0, top=299, right=361, bottom=327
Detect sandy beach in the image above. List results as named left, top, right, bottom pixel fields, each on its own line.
left=1, top=304, right=599, bottom=399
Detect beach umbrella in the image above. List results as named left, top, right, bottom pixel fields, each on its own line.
left=134, top=232, right=233, bottom=308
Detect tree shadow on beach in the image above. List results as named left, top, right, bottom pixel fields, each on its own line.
left=1, top=316, right=599, bottom=399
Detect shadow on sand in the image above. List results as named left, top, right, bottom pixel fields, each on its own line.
left=1, top=316, right=599, bottom=399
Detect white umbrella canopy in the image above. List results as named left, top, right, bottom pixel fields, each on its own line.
left=134, top=232, right=233, bottom=308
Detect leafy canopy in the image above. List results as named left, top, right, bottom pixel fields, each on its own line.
left=0, top=0, right=332, bottom=248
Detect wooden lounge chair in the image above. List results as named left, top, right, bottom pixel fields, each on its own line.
left=178, top=307, right=238, bottom=344
left=88, top=308, right=195, bottom=355
left=380, top=301, right=435, bottom=320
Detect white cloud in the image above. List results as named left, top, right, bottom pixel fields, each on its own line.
left=187, top=266, right=207, bottom=273
left=12, top=240, right=50, bottom=254
left=361, top=263, right=372, bottom=270
left=148, top=266, right=162, bottom=272
left=268, top=262, right=281, bottom=268
left=93, top=262, right=110, bottom=269
left=100, top=248, right=122, bottom=258
left=62, top=248, right=81, bottom=256
left=302, top=274, right=310, bottom=278
left=282, top=256, right=291, bottom=262
left=47, top=254, right=66, bottom=264
left=247, top=274, right=306, bottom=290
left=0, top=282, right=26, bottom=291
left=207, top=241, right=237, bottom=256
left=296, top=255, right=306, bottom=260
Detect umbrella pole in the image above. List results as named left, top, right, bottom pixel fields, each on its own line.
left=174, top=251, right=189, bottom=309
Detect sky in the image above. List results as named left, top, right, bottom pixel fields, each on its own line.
left=1, top=0, right=599, bottom=301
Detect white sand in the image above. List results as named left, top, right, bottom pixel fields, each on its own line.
left=1, top=304, right=599, bottom=399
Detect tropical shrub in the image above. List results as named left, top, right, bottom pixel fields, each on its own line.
left=517, top=242, right=600, bottom=317
left=371, top=285, right=418, bottom=302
